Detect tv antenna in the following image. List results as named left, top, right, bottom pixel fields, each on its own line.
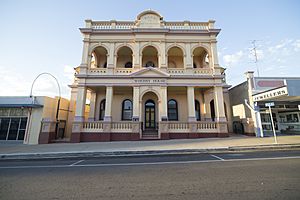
left=251, top=40, right=260, bottom=77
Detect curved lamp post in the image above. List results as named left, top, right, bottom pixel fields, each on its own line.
left=29, top=72, right=62, bottom=138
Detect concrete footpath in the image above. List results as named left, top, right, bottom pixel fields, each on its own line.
left=1, top=134, right=300, bottom=160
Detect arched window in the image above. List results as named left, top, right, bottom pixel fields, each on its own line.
left=168, top=99, right=178, bottom=121
left=122, top=99, right=132, bottom=120
left=124, top=62, right=132, bottom=68
left=195, top=100, right=201, bottom=121
left=99, top=99, right=106, bottom=120
left=145, top=61, right=155, bottom=67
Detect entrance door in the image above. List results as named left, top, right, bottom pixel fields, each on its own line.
left=145, top=100, right=156, bottom=129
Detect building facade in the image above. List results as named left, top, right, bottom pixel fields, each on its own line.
left=229, top=71, right=300, bottom=136
left=69, top=10, right=232, bottom=142
left=0, top=96, right=70, bottom=144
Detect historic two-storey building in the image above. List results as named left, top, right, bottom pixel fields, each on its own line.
left=69, top=10, right=232, bottom=142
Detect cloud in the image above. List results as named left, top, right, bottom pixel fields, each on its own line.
left=223, top=50, right=244, bottom=66
left=292, top=39, right=300, bottom=52
left=63, top=65, right=75, bottom=81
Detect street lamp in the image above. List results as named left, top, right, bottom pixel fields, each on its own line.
left=29, top=72, right=62, bottom=138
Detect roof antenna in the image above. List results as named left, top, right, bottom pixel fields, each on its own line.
left=251, top=40, right=260, bottom=77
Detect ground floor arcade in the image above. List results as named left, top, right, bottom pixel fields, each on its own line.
left=69, top=85, right=231, bottom=142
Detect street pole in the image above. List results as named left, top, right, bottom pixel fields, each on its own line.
left=29, top=72, right=62, bottom=139
left=268, top=105, right=277, bottom=144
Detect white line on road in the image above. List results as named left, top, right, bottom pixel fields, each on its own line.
left=210, top=154, right=225, bottom=161
left=69, top=160, right=84, bottom=166
left=0, top=156, right=299, bottom=169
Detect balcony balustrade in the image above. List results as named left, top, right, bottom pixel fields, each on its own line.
left=90, top=21, right=210, bottom=30
left=81, top=121, right=218, bottom=133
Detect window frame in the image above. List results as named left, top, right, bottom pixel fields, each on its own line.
left=168, top=99, right=178, bottom=121
left=99, top=99, right=106, bottom=121
left=195, top=100, right=201, bottom=121
left=122, top=99, right=133, bottom=121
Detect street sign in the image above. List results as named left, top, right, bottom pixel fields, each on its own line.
left=298, top=105, right=300, bottom=110
left=265, top=102, right=275, bottom=107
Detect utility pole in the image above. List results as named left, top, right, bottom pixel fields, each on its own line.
left=251, top=40, right=260, bottom=77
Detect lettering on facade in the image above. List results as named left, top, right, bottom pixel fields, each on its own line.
left=253, top=87, right=288, bottom=101
left=134, top=79, right=166, bottom=84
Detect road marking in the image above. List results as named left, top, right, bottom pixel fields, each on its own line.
left=0, top=156, right=299, bottom=169
left=210, top=154, right=225, bottom=160
left=69, top=160, right=84, bottom=166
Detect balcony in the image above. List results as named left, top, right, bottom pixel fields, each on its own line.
left=86, top=67, right=213, bottom=76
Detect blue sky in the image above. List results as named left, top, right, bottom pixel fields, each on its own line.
left=0, top=0, right=299, bottom=98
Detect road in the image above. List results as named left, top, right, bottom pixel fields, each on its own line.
left=0, top=150, right=300, bottom=200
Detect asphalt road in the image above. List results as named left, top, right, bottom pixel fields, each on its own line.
left=0, top=150, right=300, bottom=200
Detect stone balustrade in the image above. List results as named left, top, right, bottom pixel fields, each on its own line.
left=168, top=122, right=189, bottom=132
left=84, top=67, right=213, bottom=76
left=91, top=21, right=209, bottom=30
left=81, top=121, right=218, bottom=134
left=114, top=68, right=133, bottom=75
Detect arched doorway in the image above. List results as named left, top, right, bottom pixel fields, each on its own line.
left=145, top=100, right=156, bottom=129
left=142, top=46, right=159, bottom=67
left=141, top=91, right=159, bottom=135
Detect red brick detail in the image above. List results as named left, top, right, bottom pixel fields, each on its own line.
left=169, top=133, right=188, bottom=139
left=198, top=133, right=218, bottom=138
left=218, top=132, right=229, bottom=137
left=188, top=133, right=198, bottom=138
left=38, top=132, right=56, bottom=144
left=70, top=132, right=81, bottom=143
left=130, top=133, right=140, bottom=141
left=81, top=133, right=110, bottom=142
left=160, top=133, right=170, bottom=139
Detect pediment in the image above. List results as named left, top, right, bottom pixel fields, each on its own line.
left=130, top=67, right=169, bottom=77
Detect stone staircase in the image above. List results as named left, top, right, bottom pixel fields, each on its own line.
left=142, top=130, right=159, bottom=140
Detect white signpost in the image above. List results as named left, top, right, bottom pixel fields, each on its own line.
left=265, top=102, right=277, bottom=144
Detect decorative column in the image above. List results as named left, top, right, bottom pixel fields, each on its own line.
left=132, top=86, right=140, bottom=121
left=104, top=86, right=113, bottom=122
left=213, top=86, right=228, bottom=136
left=107, top=43, right=115, bottom=74
left=187, top=86, right=196, bottom=122
left=132, top=86, right=141, bottom=140
left=88, top=92, right=97, bottom=121
left=160, top=86, right=168, bottom=121
left=213, top=86, right=226, bottom=121
left=71, top=86, right=87, bottom=143
left=74, top=86, right=87, bottom=122
left=133, top=42, right=140, bottom=68
left=185, top=43, right=192, bottom=69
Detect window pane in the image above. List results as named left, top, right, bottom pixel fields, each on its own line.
left=20, top=118, right=27, bottom=129
left=18, top=130, right=25, bottom=140
left=0, top=118, right=10, bottom=140
left=8, top=118, right=19, bottom=140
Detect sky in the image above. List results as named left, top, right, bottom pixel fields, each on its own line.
left=0, top=0, right=299, bottom=98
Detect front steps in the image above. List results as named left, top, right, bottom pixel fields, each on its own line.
left=142, top=130, right=159, bottom=140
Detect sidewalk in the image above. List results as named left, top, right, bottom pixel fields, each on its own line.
left=1, top=135, right=300, bottom=159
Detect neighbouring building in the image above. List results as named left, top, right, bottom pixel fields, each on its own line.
left=0, top=96, right=70, bottom=144
left=68, top=10, right=232, bottom=142
left=229, top=71, right=300, bottom=136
